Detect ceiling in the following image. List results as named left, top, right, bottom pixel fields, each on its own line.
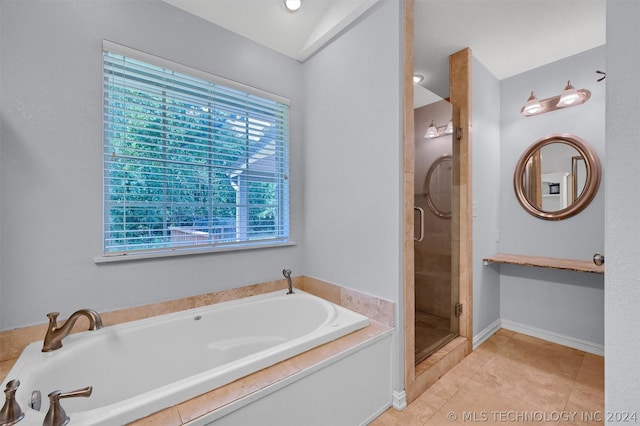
left=414, top=0, right=606, bottom=98
left=162, top=0, right=379, bottom=61
left=163, top=0, right=606, bottom=99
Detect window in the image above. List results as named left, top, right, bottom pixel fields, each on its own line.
left=102, top=41, right=289, bottom=257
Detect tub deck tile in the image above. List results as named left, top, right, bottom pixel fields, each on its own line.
left=176, top=359, right=300, bottom=423
left=0, top=359, right=15, bottom=383
left=127, top=406, right=182, bottom=426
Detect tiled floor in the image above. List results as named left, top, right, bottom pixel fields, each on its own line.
left=372, top=329, right=604, bottom=426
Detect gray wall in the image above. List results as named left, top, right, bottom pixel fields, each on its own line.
left=0, top=0, right=305, bottom=329
left=0, top=1, right=3, bottom=327
left=605, top=0, right=640, bottom=415
left=471, top=56, right=501, bottom=340
left=302, top=0, right=402, bottom=303
left=498, top=46, right=606, bottom=346
left=302, top=0, right=403, bottom=389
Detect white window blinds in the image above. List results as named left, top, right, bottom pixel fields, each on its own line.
left=102, top=42, right=290, bottom=256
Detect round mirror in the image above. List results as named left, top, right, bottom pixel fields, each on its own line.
left=424, top=155, right=452, bottom=218
left=514, top=133, right=601, bottom=220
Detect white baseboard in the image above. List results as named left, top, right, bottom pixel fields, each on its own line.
left=473, top=318, right=502, bottom=349
left=501, top=319, right=604, bottom=356
left=392, top=390, right=407, bottom=410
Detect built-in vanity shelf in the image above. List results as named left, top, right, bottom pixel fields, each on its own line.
left=483, top=253, right=604, bottom=274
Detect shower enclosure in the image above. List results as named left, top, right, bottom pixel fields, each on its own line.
left=414, top=99, right=459, bottom=364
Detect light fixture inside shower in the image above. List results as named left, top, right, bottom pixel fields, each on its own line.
left=521, top=80, right=590, bottom=117
left=424, top=119, right=454, bottom=139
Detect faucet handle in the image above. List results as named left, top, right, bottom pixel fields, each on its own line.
left=0, top=379, right=24, bottom=425
left=46, top=313, right=60, bottom=326
left=43, top=386, right=92, bottom=426
left=54, top=387, right=92, bottom=400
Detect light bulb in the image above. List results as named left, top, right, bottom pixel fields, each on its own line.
left=425, top=121, right=438, bottom=138
left=522, top=91, right=543, bottom=115
left=284, top=0, right=302, bottom=12
left=557, top=81, right=581, bottom=106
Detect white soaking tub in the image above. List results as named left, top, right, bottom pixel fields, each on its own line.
left=2, top=290, right=369, bottom=425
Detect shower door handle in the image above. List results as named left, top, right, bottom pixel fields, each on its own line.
left=414, top=207, right=425, bottom=242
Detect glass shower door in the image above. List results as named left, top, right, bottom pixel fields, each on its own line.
left=414, top=99, right=459, bottom=364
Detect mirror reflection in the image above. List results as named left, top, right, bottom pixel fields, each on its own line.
left=424, top=155, right=452, bottom=218
left=514, top=133, right=601, bottom=220
left=523, top=142, right=585, bottom=212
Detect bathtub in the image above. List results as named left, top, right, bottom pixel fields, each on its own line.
left=2, top=290, right=369, bottom=425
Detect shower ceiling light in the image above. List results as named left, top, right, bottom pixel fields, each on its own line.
left=521, top=80, right=590, bottom=117
left=284, top=0, right=302, bottom=12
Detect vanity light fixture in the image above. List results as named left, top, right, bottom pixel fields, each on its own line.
left=425, top=121, right=438, bottom=138
left=445, top=119, right=453, bottom=135
left=557, top=81, right=581, bottom=106
left=425, top=119, right=454, bottom=139
left=284, top=0, right=302, bottom=12
left=521, top=80, right=590, bottom=117
left=522, top=91, right=543, bottom=115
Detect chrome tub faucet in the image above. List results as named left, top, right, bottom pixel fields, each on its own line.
left=42, top=309, right=103, bottom=352
left=283, top=269, right=294, bottom=295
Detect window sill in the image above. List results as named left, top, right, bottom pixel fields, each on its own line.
left=94, top=241, right=297, bottom=264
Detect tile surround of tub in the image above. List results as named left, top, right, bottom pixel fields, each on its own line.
left=298, top=276, right=394, bottom=326
left=0, top=275, right=393, bottom=364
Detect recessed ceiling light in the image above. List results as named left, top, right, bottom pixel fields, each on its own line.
left=284, top=0, right=302, bottom=12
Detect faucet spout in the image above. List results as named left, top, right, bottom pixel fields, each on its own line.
left=42, top=309, right=103, bottom=352
left=282, top=269, right=294, bottom=295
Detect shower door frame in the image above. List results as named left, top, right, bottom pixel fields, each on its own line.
left=402, top=0, right=473, bottom=405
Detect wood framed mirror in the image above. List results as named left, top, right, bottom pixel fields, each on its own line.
left=514, top=133, right=601, bottom=220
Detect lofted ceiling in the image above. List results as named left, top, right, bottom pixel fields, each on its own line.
left=163, top=0, right=606, bottom=99
left=162, top=0, right=379, bottom=61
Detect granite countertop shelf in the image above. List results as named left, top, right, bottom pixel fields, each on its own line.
left=483, top=253, right=604, bottom=274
